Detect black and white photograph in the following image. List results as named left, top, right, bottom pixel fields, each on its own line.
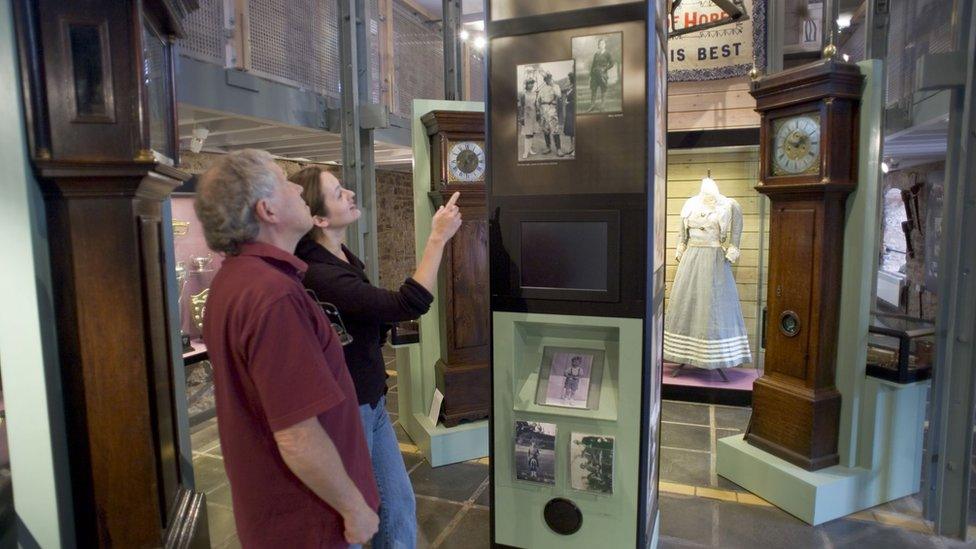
left=572, top=32, right=623, bottom=114
left=570, top=433, right=615, bottom=494
left=516, top=60, right=576, bottom=162
left=514, top=420, right=557, bottom=485
left=535, top=346, right=605, bottom=410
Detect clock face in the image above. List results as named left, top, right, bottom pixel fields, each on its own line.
left=771, top=114, right=821, bottom=176
left=447, top=141, right=486, bottom=182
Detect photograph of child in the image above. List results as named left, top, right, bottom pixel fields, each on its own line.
left=514, top=421, right=557, bottom=485
left=544, top=351, right=594, bottom=409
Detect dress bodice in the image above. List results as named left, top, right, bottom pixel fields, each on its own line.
left=685, top=206, right=725, bottom=245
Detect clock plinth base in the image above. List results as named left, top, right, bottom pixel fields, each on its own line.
left=746, top=375, right=840, bottom=471
left=435, top=359, right=490, bottom=427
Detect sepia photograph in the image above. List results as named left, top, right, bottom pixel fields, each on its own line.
left=514, top=420, right=557, bottom=485
left=570, top=433, right=615, bottom=494
left=572, top=32, right=623, bottom=114
left=516, top=60, right=576, bottom=162
left=535, top=346, right=604, bottom=410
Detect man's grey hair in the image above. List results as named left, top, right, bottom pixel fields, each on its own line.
left=194, top=149, right=280, bottom=256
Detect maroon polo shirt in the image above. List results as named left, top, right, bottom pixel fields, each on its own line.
left=202, top=242, right=379, bottom=548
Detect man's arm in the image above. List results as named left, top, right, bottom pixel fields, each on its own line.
left=274, top=417, right=378, bottom=544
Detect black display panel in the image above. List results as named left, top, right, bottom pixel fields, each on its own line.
left=520, top=221, right=608, bottom=291
left=506, top=209, right=621, bottom=303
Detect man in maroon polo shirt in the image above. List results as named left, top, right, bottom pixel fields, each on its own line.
left=194, top=149, right=379, bottom=547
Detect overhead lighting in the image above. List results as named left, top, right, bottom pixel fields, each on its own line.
left=837, top=13, right=853, bottom=30
left=473, top=35, right=486, bottom=50
left=459, top=29, right=470, bottom=41
left=842, top=53, right=850, bottom=62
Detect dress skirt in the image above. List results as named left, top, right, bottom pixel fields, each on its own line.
left=663, top=246, right=752, bottom=369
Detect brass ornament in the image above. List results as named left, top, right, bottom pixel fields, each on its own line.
left=822, top=43, right=838, bottom=60
left=748, top=65, right=761, bottom=81
left=172, top=220, right=190, bottom=237
left=190, top=288, right=210, bottom=332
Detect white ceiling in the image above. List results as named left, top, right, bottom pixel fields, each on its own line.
left=178, top=104, right=413, bottom=168
left=411, top=0, right=484, bottom=17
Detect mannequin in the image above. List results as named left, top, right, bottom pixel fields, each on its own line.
left=664, top=176, right=752, bottom=377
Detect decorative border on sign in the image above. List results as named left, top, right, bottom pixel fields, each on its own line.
left=667, top=0, right=767, bottom=82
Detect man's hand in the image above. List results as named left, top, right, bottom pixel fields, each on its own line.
left=340, top=501, right=380, bottom=545
left=430, top=191, right=462, bottom=243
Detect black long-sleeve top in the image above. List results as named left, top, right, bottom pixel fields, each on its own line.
left=295, top=236, right=434, bottom=406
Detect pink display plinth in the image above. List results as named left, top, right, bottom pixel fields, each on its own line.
left=662, top=362, right=759, bottom=391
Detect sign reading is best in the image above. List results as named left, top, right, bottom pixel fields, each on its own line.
left=667, top=0, right=766, bottom=82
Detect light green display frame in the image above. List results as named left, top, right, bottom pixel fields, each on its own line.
left=493, top=311, right=643, bottom=548
left=717, top=60, right=931, bottom=525
left=393, top=99, right=489, bottom=467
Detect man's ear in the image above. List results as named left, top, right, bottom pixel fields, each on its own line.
left=254, top=197, right=275, bottom=224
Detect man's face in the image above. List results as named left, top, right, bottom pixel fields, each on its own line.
left=268, top=162, right=313, bottom=236
left=525, top=81, right=534, bottom=91
left=544, top=75, right=552, bottom=85
left=598, top=40, right=606, bottom=52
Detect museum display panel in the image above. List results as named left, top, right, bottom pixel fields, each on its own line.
left=487, top=1, right=666, bottom=547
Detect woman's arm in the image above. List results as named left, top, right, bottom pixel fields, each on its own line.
left=411, top=191, right=462, bottom=292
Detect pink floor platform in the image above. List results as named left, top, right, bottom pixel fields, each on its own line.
left=662, top=362, right=760, bottom=391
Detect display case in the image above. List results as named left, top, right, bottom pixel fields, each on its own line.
left=487, top=1, right=667, bottom=547
left=865, top=312, right=935, bottom=384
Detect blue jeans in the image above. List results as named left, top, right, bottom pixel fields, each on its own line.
left=358, top=396, right=416, bottom=549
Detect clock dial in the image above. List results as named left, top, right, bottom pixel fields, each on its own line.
left=447, top=141, right=486, bottom=182
left=771, top=114, right=821, bottom=176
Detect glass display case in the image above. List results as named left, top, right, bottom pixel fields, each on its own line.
left=866, top=311, right=935, bottom=384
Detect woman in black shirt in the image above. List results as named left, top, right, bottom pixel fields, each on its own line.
left=291, top=166, right=460, bottom=549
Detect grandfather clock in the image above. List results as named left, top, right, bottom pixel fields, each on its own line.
left=745, top=58, right=864, bottom=471
left=421, top=110, right=490, bottom=427
left=13, top=0, right=208, bottom=546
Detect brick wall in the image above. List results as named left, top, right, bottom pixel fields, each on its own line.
left=375, top=169, right=417, bottom=290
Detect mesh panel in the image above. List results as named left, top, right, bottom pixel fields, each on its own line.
left=177, top=0, right=225, bottom=63
left=393, top=2, right=444, bottom=115
left=369, top=0, right=381, bottom=103
left=885, top=0, right=954, bottom=104
left=467, top=47, right=485, bottom=102
left=248, top=0, right=341, bottom=98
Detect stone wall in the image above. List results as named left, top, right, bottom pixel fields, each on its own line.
left=881, top=161, right=945, bottom=320
left=177, top=151, right=416, bottom=290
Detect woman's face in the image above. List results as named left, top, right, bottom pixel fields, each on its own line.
left=316, top=171, right=360, bottom=229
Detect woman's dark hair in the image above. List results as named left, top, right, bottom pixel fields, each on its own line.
left=290, top=166, right=331, bottom=238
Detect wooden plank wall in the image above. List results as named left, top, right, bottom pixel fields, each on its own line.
left=665, top=148, right=769, bottom=364
left=668, top=77, right=760, bottom=131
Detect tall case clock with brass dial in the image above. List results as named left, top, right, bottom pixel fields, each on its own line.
left=745, top=59, right=864, bottom=471
left=421, top=110, right=490, bottom=426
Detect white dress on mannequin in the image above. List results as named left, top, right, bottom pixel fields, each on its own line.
left=663, top=177, right=752, bottom=369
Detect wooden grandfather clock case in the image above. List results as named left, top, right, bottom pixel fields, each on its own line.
left=745, top=59, right=864, bottom=471
left=13, top=0, right=208, bottom=546
left=422, top=110, right=491, bottom=427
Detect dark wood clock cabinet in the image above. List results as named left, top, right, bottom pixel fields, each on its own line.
left=745, top=59, right=864, bottom=471
left=12, top=0, right=208, bottom=545
left=421, top=110, right=490, bottom=427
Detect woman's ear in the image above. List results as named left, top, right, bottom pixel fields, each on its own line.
left=311, top=214, right=330, bottom=229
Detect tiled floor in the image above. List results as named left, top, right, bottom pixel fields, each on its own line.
left=190, top=357, right=972, bottom=548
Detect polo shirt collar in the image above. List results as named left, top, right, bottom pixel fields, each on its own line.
left=238, top=242, right=308, bottom=277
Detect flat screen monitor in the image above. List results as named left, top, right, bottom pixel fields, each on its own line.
left=508, top=210, right=620, bottom=302
left=520, top=221, right=609, bottom=291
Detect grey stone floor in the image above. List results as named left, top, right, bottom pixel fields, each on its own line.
left=190, top=357, right=973, bottom=548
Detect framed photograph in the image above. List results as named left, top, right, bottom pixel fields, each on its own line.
left=516, top=60, right=576, bottom=162
left=514, top=420, right=557, bottom=485
left=535, top=346, right=606, bottom=410
left=570, top=433, right=615, bottom=494
left=572, top=32, right=623, bottom=114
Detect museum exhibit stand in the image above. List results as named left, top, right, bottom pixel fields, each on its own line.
left=484, top=1, right=667, bottom=547
left=392, top=98, right=490, bottom=466
left=717, top=59, right=931, bottom=525
left=662, top=144, right=768, bottom=406
left=11, top=0, right=208, bottom=545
